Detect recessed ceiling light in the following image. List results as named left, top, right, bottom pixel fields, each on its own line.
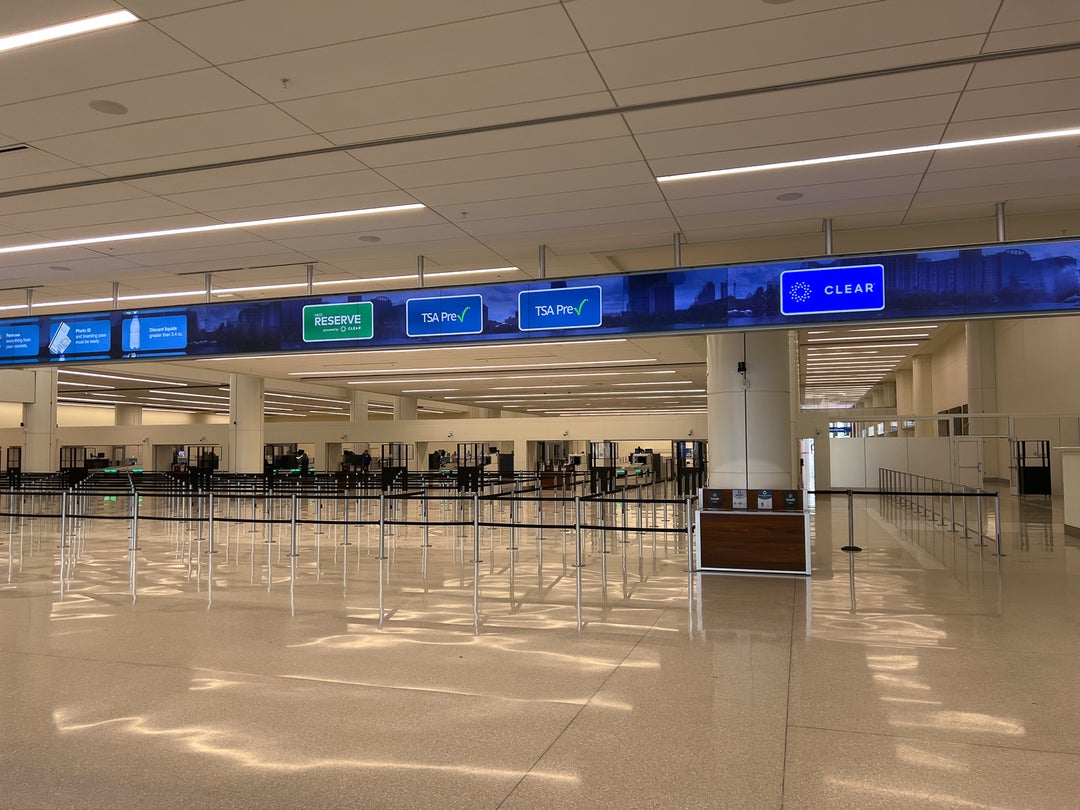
left=776, top=192, right=804, bottom=201
left=356, top=235, right=382, bottom=243
left=0, top=10, right=138, bottom=55
left=89, top=99, right=128, bottom=115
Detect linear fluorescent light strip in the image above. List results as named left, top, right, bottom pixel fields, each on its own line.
left=198, top=338, right=627, bottom=364
left=31, top=265, right=516, bottom=309
left=312, top=359, right=658, bottom=378
left=58, top=370, right=187, bottom=385
left=0, top=11, right=138, bottom=54
left=657, top=126, right=1080, bottom=182
left=0, top=203, right=425, bottom=256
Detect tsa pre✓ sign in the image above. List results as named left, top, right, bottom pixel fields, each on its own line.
left=780, top=265, right=885, bottom=316
left=406, top=294, right=483, bottom=337
left=517, top=286, right=603, bottom=331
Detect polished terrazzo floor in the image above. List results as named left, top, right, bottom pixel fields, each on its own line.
left=0, top=488, right=1077, bottom=808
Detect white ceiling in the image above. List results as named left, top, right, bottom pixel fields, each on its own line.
left=2, top=0, right=1080, bottom=412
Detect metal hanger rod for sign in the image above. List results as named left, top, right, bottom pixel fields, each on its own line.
left=2, top=41, right=1079, bottom=201
left=538, top=244, right=546, bottom=279
left=673, top=232, right=682, bottom=268
left=824, top=218, right=834, bottom=256
left=306, top=264, right=314, bottom=296
left=996, top=202, right=1007, bottom=243
left=417, top=255, right=425, bottom=288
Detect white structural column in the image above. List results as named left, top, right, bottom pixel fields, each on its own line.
left=966, top=321, right=997, bottom=415
left=514, top=438, right=530, bottom=471
left=966, top=320, right=1001, bottom=477
left=895, top=368, right=913, bottom=414
left=228, top=373, right=264, bottom=473
left=706, top=331, right=796, bottom=489
left=395, top=396, right=417, bottom=420
left=350, top=391, right=369, bottom=422
left=23, top=369, right=57, bottom=473
left=912, top=354, right=935, bottom=437
left=115, top=404, right=143, bottom=426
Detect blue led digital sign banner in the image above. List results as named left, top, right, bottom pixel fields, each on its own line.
left=780, top=264, right=885, bottom=316
left=518, top=286, right=603, bottom=331
left=2, top=237, right=1080, bottom=366
left=406, top=294, right=484, bottom=337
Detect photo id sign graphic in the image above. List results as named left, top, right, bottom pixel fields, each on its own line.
left=406, top=294, right=484, bottom=337
left=50, top=319, right=111, bottom=355
left=780, top=264, right=885, bottom=316
left=518, top=286, right=602, bottom=331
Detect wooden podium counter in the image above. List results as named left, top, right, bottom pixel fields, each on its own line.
left=695, top=489, right=810, bottom=575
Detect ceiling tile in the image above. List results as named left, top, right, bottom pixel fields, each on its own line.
left=0, top=23, right=208, bottom=106
left=952, top=76, right=1080, bottom=122
left=325, top=92, right=615, bottom=150
left=153, top=0, right=554, bottom=64
left=591, top=0, right=996, bottom=91
left=95, top=135, right=335, bottom=180
left=376, top=136, right=643, bottom=188
left=0, top=69, right=267, bottom=142
left=122, top=0, right=235, bottom=18
left=160, top=170, right=398, bottom=213
left=565, top=0, right=871, bottom=50
left=411, top=162, right=658, bottom=207
left=126, top=153, right=368, bottom=196
left=0, top=195, right=188, bottom=233
left=357, top=117, right=630, bottom=169
left=0, top=1, right=120, bottom=35
left=36, top=105, right=315, bottom=166
left=279, top=54, right=608, bottom=135
left=983, top=18, right=1080, bottom=51
left=636, top=95, right=959, bottom=162
left=966, top=49, right=1080, bottom=90
left=622, top=66, right=972, bottom=134
left=219, top=6, right=583, bottom=101
left=460, top=201, right=676, bottom=237
left=426, top=183, right=664, bottom=222
left=992, top=1, right=1080, bottom=33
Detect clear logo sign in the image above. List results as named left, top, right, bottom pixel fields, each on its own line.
left=780, top=264, right=885, bottom=316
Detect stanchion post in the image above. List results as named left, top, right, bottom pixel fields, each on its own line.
left=994, top=494, right=1003, bottom=556
left=841, top=489, right=862, bottom=552
left=288, top=493, right=299, bottom=558
left=574, top=496, right=584, bottom=568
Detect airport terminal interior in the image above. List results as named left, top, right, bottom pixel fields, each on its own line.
left=1, top=1, right=1080, bottom=807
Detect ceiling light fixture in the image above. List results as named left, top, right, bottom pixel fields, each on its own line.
left=0, top=203, right=425, bottom=256
left=57, top=370, right=186, bottom=386
left=807, top=334, right=930, bottom=342
left=302, top=358, right=658, bottom=378
left=657, top=125, right=1080, bottom=183
left=0, top=10, right=138, bottom=55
